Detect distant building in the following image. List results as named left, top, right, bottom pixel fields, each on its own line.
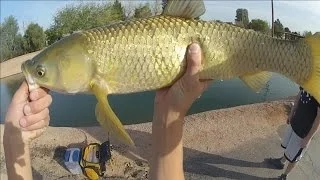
left=284, top=32, right=304, bottom=40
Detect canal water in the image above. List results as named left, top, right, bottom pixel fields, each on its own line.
left=0, top=73, right=299, bottom=127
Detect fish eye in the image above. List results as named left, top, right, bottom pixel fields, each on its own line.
left=36, top=66, right=46, bottom=77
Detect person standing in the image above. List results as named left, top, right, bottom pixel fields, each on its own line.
left=267, top=87, right=320, bottom=180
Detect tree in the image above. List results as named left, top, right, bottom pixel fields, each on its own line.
left=13, top=34, right=26, bottom=54
left=303, top=31, right=312, bottom=37
left=110, top=0, right=125, bottom=21
left=248, top=19, right=269, bottom=33
left=235, top=8, right=249, bottom=28
left=274, top=19, right=284, bottom=38
left=134, top=3, right=152, bottom=19
left=284, top=27, right=290, bottom=33
left=0, top=15, right=24, bottom=61
left=45, top=27, right=62, bottom=45
left=24, top=23, right=46, bottom=52
left=47, top=1, right=126, bottom=44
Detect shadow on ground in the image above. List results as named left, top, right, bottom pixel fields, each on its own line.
left=32, top=167, right=43, bottom=180
left=79, top=128, right=284, bottom=179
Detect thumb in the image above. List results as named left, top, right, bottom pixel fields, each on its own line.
left=185, top=43, right=202, bottom=78
left=11, top=81, right=29, bottom=104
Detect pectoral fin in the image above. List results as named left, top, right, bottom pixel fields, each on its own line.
left=91, top=81, right=134, bottom=145
left=240, top=71, right=272, bottom=93
left=162, top=0, right=206, bottom=19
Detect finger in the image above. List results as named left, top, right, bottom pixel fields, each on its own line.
left=21, top=117, right=50, bottom=131
left=185, top=43, right=202, bottom=78
left=27, top=127, right=47, bottom=140
left=11, top=81, right=29, bottom=104
left=24, top=94, right=52, bottom=115
left=20, top=108, right=49, bottom=128
left=30, top=87, right=50, bottom=101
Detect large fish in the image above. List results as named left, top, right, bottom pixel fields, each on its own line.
left=21, top=0, right=319, bottom=145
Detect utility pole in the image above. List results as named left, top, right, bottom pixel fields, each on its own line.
left=271, top=0, right=274, bottom=37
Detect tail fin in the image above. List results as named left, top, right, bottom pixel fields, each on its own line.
left=302, top=33, right=320, bottom=103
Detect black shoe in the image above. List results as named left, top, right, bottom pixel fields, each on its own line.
left=265, top=158, right=285, bottom=169
left=278, top=174, right=287, bottom=180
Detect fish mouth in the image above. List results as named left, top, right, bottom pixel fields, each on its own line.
left=21, top=60, right=39, bottom=91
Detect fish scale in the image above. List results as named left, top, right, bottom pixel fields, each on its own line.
left=83, top=16, right=312, bottom=93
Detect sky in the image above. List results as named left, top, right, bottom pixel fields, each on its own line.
left=1, top=0, right=319, bottom=34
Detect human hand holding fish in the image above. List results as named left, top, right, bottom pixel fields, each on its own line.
left=151, top=43, right=211, bottom=180
left=3, top=81, right=52, bottom=180
left=20, top=0, right=320, bottom=146
left=154, top=43, right=211, bottom=117
left=4, top=81, right=52, bottom=143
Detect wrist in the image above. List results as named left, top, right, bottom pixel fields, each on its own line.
left=154, top=101, right=187, bottom=121
left=153, top=110, right=185, bottom=131
left=152, top=107, right=184, bottom=152
left=4, top=124, right=30, bottom=146
left=151, top=109, right=184, bottom=180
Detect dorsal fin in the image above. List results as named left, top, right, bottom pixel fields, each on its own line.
left=162, top=0, right=206, bottom=19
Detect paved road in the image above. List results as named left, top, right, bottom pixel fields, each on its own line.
left=184, top=125, right=320, bottom=180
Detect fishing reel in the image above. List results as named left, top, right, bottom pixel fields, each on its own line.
left=80, top=140, right=113, bottom=180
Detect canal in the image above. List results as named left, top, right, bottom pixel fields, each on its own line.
left=0, top=73, right=299, bottom=126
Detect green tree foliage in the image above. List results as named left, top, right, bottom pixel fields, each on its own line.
left=248, top=19, right=269, bottom=33
left=46, top=1, right=125, bottom=45
left=274, top=19, right=284, bottom=38
left=24, top=23, right=46, bottom=52
left=0, top=15, right=25, bottom=62
left=134, top=3, right=152, bottom=19
left=235, top=8, right=249, bottom=28
left=284, top=27, right=290, bottom=33
left=112, top=0, right=125, bottom=21
left=303, top=31, right=313, bottom=37
left=13, top=34, right=26, bottom=54
left=45, top=27, right=62, bottom=45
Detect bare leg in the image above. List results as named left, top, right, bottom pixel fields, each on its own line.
left=279, top=162, right=297, bottom=179
left=284, top=162, right=297, bottom=175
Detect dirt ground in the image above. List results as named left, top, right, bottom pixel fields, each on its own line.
left=4, top=99, right=319, bottom=180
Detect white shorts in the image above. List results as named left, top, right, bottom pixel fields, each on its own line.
left=281, top=125, right=306, bottom=163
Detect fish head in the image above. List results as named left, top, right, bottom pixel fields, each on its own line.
left=21, top=33, right=93, bottom=94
